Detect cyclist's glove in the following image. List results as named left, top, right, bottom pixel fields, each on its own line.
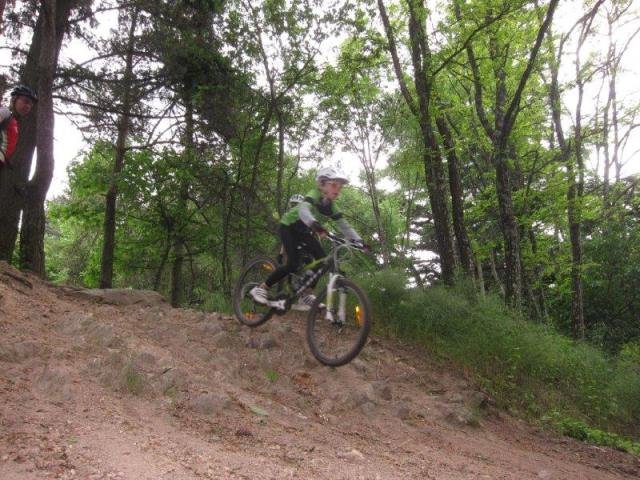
left=350, top=239, right=369, bottom=251
left=311, top=222, right=327, bottom=236
left=350, top=239, right=363, bottom=247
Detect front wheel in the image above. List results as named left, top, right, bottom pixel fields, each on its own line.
left=306, top=278, right=372, bottom=367
left=233, top=256, right=277, bottom=327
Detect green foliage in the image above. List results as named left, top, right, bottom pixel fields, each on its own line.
left=619, top=341, right=640, bottom=368
left=264, top=369, right=279, bottom=383
left=202, top=289, right=232, bottom=314
left=120, top=362, right=145, bottom=396
left=547, top=413, right=640, bottom=455
left=361, top=269, right=640, bottom=439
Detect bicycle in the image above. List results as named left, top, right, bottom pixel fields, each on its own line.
left=232, top=232, right=372, bottom=367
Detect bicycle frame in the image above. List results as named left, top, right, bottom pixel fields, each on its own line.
left=267, top=233, right=360, bottom=318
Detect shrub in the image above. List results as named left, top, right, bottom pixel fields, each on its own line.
left=360, top=269, right=640, bottom=439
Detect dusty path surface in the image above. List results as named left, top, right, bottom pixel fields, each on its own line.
left=1, top=262, right=639, bottom=479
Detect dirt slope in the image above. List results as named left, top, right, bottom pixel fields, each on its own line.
left=0, top=262, right=638, bottom=480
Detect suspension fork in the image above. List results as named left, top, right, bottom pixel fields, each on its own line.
left=325, top=272, right=345, bottom=323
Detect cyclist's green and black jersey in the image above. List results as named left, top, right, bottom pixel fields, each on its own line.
left=280, top=188, right=361, bottom=242
left=263, top=187, right=361, bottom=288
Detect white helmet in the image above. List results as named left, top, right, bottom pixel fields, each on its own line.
left=288, top=194, right=305, bottom=207
left=316, top=166, right=349, bottom=185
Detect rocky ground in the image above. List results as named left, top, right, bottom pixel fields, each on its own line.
left=1, top=261, right=639, bottom=479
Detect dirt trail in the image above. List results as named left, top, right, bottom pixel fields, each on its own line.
left=1, top=262, right=638, bottom=479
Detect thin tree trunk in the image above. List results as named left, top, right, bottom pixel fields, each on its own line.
left=276, top=107, right=285, bottom=217
left=476, top=257, right=485, bottom=298
left=601, top=13, right=616, bottom=206
left=527, top=226, right=547, bottom=320
left=153, top=235, right=171, bottom=291
left=170, top=92, right=194, bottom=307
left=569, top=21, right=588, bottom=339
left=100, top=8, right=139, bottom=288
left=170, top=240, right=184, bottom=307
left=490, top=248, right=505, bottom=296
left=358, top=137, right=389, bottom=265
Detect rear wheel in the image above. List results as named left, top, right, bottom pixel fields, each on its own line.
left=306, top=278, right=372, bottom=367
left=232, top=256, right=277, bottom=327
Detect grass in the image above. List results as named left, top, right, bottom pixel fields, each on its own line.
left=265, top=369, right=279, bottom=383
left=120, top=362, right=145, bottom=395
left=545, top=412, right=640, bottom=455
left=359, top=269, right=640, bottom=445
left=202, top=290, right=232, bottom=314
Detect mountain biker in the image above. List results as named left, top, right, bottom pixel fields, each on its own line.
left=250, top=166, right=363, bottom=309
left=0, top=85, right=37, bottom=168
left=279, top=193, right=315, bottom=311
left=276, top=193, right=307, bottom=265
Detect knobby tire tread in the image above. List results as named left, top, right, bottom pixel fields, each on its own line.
left=232, top=255, right=276, bottom=327
left=306, top=278, right=372, bottom=367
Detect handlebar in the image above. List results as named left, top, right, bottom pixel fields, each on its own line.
left=326, top=231, right=369, bottom=252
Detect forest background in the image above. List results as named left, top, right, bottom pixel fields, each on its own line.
left=1, top=0, right=640, bottom=450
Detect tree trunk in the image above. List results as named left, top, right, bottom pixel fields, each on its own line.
left=493, top=148, right=522, bottom=308
left=420, top=130, right=455, bottom=285
left=18, top=0, right=58, bottom=275
left=408, top=1, right=455, bottom=284
left=170, top=92, right=194, bottom=307
left=2, top=0, right=75, bottom=267
left=276, top=107, right=285, bottom=217
left=153, top=234, right=171, bottom=291
left=490, top=247, right=505, bottom=296
left=0, top=9, right=42, bottom=262
left=170, top=239, right=184, bottom=307
left=569, top=23, right=587, bottom=339
left=359, top=139, right=389, bottom=265
left=436, top=114, right=472, bottom=274
left=378, top=0, right=456, bottom=284
left=100, top=8, right=139, bottom=288
left=601, top=15, right=616, bottom=207
left=476, top=257, right=485, bottom=298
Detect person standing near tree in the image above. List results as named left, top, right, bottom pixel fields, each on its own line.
left=0, top=85, right=37, bottom=168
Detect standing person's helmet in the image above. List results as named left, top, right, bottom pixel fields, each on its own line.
left=288, top=194, right=305, bottom=208
left=315, top=166, right=349, bottom=185
left=10, top=85, right=38, bottom=102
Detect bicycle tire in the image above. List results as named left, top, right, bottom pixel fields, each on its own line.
left=306, top=278, right=372, bottom=367
left=232, top=256, right=277, bottom=327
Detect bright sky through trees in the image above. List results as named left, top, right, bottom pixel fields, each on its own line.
left=1, top=1, right=638, bottom=199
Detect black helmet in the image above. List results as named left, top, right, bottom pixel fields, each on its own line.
left=11, top=85, right=38, bottom=102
